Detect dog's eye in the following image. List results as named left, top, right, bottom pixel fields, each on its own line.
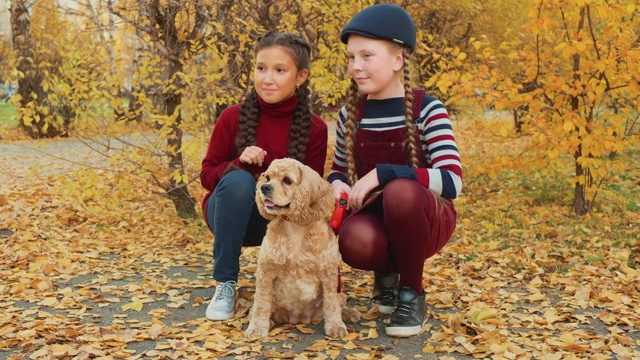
left=265, top=175, right=271, bottom=181
left=283, top=177, right=292, bottom=185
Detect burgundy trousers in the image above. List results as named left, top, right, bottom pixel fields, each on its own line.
left=338, top=178, right=457, bottom=293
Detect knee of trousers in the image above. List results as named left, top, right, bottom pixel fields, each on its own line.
left=216, top=169, right=257, bottom=200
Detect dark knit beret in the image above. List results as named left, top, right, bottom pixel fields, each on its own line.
left=340, top=4, right=417, bottom=54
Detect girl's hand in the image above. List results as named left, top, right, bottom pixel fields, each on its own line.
left=349, top=169, right=379, bottom=211
left=239, top=146, right=267, bottom=166
left=330, top=180, right=352, bottom=204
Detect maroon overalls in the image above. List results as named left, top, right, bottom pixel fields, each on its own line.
left=337, top=93, right=457, bottom=292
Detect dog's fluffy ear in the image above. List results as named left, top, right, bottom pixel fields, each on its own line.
left=255, top=171, right=278, bottom=221
left=288, top=163, right=334, bottom=225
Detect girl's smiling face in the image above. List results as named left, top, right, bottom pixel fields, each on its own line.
left=346, top=35, right=405, bottom=99
left=254, top=46, right=309, bottom=104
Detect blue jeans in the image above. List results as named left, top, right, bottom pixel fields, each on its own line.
left=205, top=170, right=268, bottom=283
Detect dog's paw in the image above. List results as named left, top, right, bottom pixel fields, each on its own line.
left=244, top=325, right=269, bottom=339
left=342, top=307, right=361, bottom=323
left=324, top=322, right=348, bottom=339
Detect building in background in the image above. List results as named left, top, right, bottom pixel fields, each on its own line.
left=0, top=0, right=81, bottom=39
left=0, top=1, right=12, bottom=38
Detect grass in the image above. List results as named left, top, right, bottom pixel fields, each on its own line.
left=0, top=101, right=17, bottom=126
left=449, top=115, right=640, bottom=274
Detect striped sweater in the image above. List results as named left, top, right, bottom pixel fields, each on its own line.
left=328, top=94, right=463, bottom=199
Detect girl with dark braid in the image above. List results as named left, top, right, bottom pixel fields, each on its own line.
left=329, top=4, right=463, bottom=337
left=200, top=31, right=328, bottom=321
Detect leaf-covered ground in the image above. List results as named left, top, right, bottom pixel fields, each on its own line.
left=0, top=115, right=639, bottom=360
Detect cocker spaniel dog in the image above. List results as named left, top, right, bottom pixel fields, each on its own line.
left=244, top=158, right=360, bottom=339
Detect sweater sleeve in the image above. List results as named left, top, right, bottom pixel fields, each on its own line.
left=414, top=96, right=463, bottom=199
left=375, top=164, right=461, bottom=199
left=200, top=106, right=243, bottom=192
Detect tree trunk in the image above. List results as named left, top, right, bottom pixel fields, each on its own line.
left=573, top=148, right=591, bottom=216
left=117, top=43, right=142, bottom=123
left=513, top=109, right=521, bottom=134
left=10, top=0, right=67, bottom=138
left=153, top=3, right=196, bottom=219
left=9, top=0, right=30, bottom=54
left=9, top=0, right=35, bottom=136
left=164, top=61, right=196, bottom=219
left=571, top=10, right=591, bottom=216
left=107, top=0, right=213, bottom=218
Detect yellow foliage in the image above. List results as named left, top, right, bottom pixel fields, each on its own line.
left=121, top=299, right=144, bottom=312
left=431, top=0, right=640, bottom=214
left=4, top=0, right=638, bottom=216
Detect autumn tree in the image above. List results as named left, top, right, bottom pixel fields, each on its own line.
left=0, top=35, right=15, bottom=96
left=397, top=1, right=528, bottom=106
left=8, top=0, right=109, bottom=138
left=9, top=0, right=38, bottom=135
left=434, top=0, right=640, bottom=215
left=61, top=0, right=140, bottom=121
left=529, top=0, right=639, bottom=214
left=106, top=0, right=223, bottom=218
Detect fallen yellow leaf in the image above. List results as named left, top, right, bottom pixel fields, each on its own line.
left=121, top=299, right=144, bottom=311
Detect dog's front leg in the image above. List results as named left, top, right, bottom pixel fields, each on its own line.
left=244, top=262, right=277, bottom=339
left=321, top=267, right=348, bottom=339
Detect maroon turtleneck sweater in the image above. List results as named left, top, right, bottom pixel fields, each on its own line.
left=200, top=95, right=328, bottom=214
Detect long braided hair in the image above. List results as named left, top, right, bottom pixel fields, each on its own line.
left=235, top=31, right=313, bottom=162
left=344, top=46, right=420, bottom=186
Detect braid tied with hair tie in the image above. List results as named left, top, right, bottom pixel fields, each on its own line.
left=289, top=78, right=312, bottom=162
left=345, top=79, right=360, bottom=186
left=235, top=89, right=260, bottom=153
left=402, top=48, right=420, bottom=169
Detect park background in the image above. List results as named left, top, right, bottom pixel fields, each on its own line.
left=0, top=0, right=639, bottom=359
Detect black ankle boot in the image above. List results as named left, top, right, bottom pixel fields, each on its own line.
left=371, top=272, right=398, bottom=315
left=385, top=286, right=428, bottom=337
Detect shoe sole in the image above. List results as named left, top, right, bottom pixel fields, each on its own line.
left=205, top=298, right=236, bottom=321
left=205, top=311, right=234, bottom=321
left=385, top=318, right=428, bottom=337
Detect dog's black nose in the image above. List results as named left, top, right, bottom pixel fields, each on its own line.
left=261, top=184, right=272, bottom=195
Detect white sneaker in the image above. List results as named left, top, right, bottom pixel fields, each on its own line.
left=205, top=281, right=237, bottom=320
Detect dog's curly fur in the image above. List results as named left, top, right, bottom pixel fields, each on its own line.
left=244, top=158, right=360, bottom=339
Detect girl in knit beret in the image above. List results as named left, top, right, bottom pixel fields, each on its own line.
left=329, top=4, right=463, bottom=337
